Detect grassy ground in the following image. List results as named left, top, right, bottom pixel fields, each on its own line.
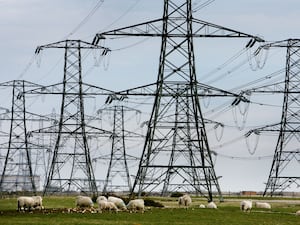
left=0, top=196, right=299, bottom=225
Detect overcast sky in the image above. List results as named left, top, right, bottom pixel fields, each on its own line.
left=0, top=0, right=299, bottom=193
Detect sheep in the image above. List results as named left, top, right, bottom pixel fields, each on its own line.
left=207, top=201, right=217, bottom=209
left=75, top=196, right=94, bottom=208
left=17, top=196, right=45, bottom=211
left=178, top=194, right=192, bottom=208
left=97, top=200, right=107, bottom=211
left=97, top=200, right=118, bottom=213
left=296, top=210, right=300, bottom=216
left=108, top=196, right=127, bottom=210
left=199, top=204, right=206, bottom=208
left=17, top=196, right=35, bottom=211
left=240, top=200, right=252, bottom=212
left=96, top=196, right=108, bottom=203
left=32, top=196, right=44, bottom=210
left=255, top=202, right=271, bottom=209
left=127, top=199, right=145, bottom=213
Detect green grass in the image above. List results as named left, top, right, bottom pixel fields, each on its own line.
left=0, top=196, right=299, bottom=225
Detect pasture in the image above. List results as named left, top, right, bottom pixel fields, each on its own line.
left=0, top=196, right=299, bottom=225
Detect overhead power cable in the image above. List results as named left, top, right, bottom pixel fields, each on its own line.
left=64, top=0, right=105, bottom=39
left=192, top=0, right=215, bottom=12
left=97, top=0, right=142, bottom=34
left=15, top=54, right=36, bottom=80
left=216, top=152, right=273, bottom=161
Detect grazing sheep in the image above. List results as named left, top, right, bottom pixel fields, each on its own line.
left=108, top=196, right=127, bottom=210
left=75, top=196, right=94, bottom=208
left=32, top=196, right=44, bottom=210
left=98, top=200, right=118, bottom=212
left=17, top=196, right=44, bottom=211
left=199, top=204, right=206, bottom=208
left=296, top=210, right=300, bottom=216
left=127, top=199, right=145, bottom=213
left=207, top=201, right=217, bottom=209
left=178, top=194, right=192, bottom=208
left=240, top=200, right=252, bottom=212
left=255, top=202, right=271, bottom=209
left=96, top=196, right=108, bottom=203
left=17, top=196, right=35, bottom=211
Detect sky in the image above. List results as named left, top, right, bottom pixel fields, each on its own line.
left=0, top=0, right=300, bottom=193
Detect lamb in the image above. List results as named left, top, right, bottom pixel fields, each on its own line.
left=240, top=200, right=252, bottom=212
left=178, top=194, right=192, bottom=208
left=207, top=201, right=217, bottom=209
left=98, top=200, right=118, bottom=212
left=108, top=196, right=127, bottom=210
left=17, top=196, right=35, bottom=211
left=255, top=202, right=271, bottom=209
left=75, top=196, right=94, bottom=208
left=127, top=199, right=145, bottom=213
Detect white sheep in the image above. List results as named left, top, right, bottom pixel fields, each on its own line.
left=17, top=196, right=44, bottom=211
left=17, top=196, right=35, bottom=211
left=108, top=196, right=127, bottom=210
left=178, top=194, right=192, bottom=208
left=32, top=196, right=44, bottom=210
left=127, top=199, right=145, bottom=213
left=240, top=200, right=252, bottom=212
left=97, top=200, right=118, bottom=212
left=199, top=204, right=206, bottom=208
left=296, top=210, right=300, bottom=216
left=255, top=202, right=271, bottom=209
left=96, top=196, right=108, bottom=203
left=75, top=196, right=94, bottom=208
left=207, top=201, right=217, bottom=209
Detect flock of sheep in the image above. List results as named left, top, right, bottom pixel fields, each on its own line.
left=17, top=194, right=300, bottom=216
left=178, top=194, right=300, bottom=216
left=17, top=195, right=145, bottom=213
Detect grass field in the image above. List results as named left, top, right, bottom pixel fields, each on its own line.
left=0, top=196, right=299, bottom=225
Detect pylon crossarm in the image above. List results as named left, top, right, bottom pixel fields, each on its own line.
left=24, top=82, right=114, bottom=96
left=35, top=39, right=110, bottom=53
left=0, top=80, right=44, bottom=88
left=93, top=18, right=264, bottom=42
left=0, top=112, right=51, bottom=122
left=244, top=81, right=285, bottom=94
left=109, top=81, right=248, bottom=100
left=245, top=123, right=282, bottom=136
left=258, top=39, right=300, bottom=49
left=93, top=18, right=164, bottom=42
left=191, top=18, right=263, bottom=41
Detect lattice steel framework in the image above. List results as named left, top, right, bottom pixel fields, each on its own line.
left=36, top=40, right=109, bottom=196
left=100, top=104, right=141, bottom=194
left=94, top=0, right=263, bottom=201
left=0, top=80, right=37, bottom=193
left=259, top=39, right=300, bottom=196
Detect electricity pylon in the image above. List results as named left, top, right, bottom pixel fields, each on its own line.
left=98, top=101, right=142, bottom=194
left=35, top=40, right=110, bottom=196
left=248, top=39, right=300, bottom=196
left=93, top=0, right=263, bottom=201
left=0, top=80, right=45, bottom=193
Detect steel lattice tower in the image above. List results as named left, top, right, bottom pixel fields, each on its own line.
left=0, top=80, right=37, bottom=193
left=36, top=40, right=109, bottom=196
left=93, top=0, right=263, bottom=201
left=100, top=103, right=141, bottom=194
left=260, top=39, right=300, bottom=196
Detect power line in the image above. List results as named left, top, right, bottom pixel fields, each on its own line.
left=64, top=0, right=105, bottom=39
